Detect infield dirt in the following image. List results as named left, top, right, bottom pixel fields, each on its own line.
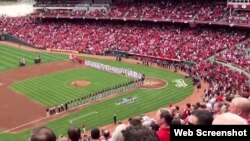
left=0, top=61, right=82, bottom=131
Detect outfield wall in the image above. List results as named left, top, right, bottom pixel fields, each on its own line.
left=2, top=33, right=37, bottom=48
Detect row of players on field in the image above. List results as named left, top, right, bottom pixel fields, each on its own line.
left=85, top=60, right=143, bottom=80
left=46, top=78, right=145, bottom=116
left=45, top=58, right=145, bottom=116
left=69, top=55, right=143, bottom=80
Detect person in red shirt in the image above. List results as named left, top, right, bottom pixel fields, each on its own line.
left=183, top=103, right=191, bottom=119
left=216, top=93, right=223, bottom=102
left=155, top=109, right=173, bottom=141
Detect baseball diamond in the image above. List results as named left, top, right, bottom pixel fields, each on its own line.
left=0, top=43, right=193, bottom=141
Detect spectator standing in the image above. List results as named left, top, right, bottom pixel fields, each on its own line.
left=212, top=113, right=248, bottom=125
left=187, top=109, right=213, bottom=125
left=122, top=126, right=159, bottom=141
left=155, top=109, right=172, bottom=141
left=111, top=124, right=127, bottom=141
left=67, top=126, right=81, bottom=141
left=29, top=126, right=57, bottom=141
left=91, top=128, right=101, bottom=141
left=229, top=97, right=250, bottom=124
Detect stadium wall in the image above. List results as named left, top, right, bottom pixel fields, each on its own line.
left=2, top=33, right=37, bottom=48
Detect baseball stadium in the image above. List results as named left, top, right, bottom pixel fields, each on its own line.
left=0, top=0, right=249, bottom=141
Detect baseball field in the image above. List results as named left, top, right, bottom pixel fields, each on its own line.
left=0, top=43, right=194, bottom=141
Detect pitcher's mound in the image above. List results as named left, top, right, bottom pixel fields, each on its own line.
left=141, top=78, right=167, bottom=89
left=71, top=80, right=90, bottom=87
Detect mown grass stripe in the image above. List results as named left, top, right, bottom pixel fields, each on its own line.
left=0, top=44, right=67, bottom=72
left=12, top=67, right=131, bottom=106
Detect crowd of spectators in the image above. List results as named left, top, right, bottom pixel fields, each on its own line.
left=0, top=15, right=248, bottom=86
left=0, top=17, right=247, bottom=63
left=216, top=39, right=250, bottom=72
left=32, top=0, right=250, bottom=25
left=188, top=62, right=249, bottom=96
left=195, top=3, right=226, bottom=22
left=29, top=95, right=250, bottom=141
left=226, top=10, right=250, bottom=25
left=155, top=59, right=250, bottom=109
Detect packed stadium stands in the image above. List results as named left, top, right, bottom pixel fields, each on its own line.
left=32, top=0, right=250, bottom=26
left=0, top=17, right=247, bottom=63
left=226, top=10, right=250, bottom=24
left=0, top=0, right=249, bottom=140
left=216, top=39, right=250, bottom=72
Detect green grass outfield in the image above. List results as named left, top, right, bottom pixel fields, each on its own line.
left=0, top=44, right=68, bottom=72
left=11, top=67, right=131, bottom=107
left=0, top=45, right=194, bottom=141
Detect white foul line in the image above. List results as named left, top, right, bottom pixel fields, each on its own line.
left=69, top=111, right=98, bottom=123
left=0, top=102, right=93, bottom=134
left=0, top=111, right=98, bottom=135
left=0, top=116, right=49, bottom=135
